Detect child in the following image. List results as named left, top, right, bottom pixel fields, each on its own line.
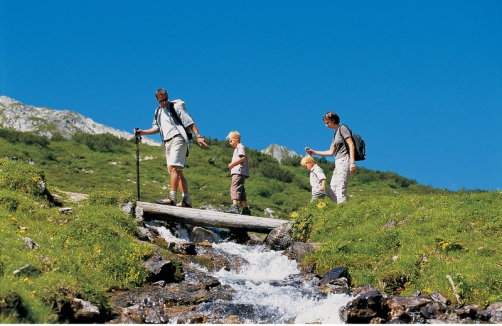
left=301, top=155, right=329, bottom=203
left=227, top=131, right=251, bottom=215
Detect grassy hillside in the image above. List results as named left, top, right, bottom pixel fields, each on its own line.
left=0, top=128, right=443, bottom=218
left=1, top=128, right=500, bottom=323
left=291, top=191, right=502, bottom=306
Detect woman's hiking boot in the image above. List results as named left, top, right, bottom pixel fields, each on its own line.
left=156, top=194, right=176, bottom=205
left=176, top=197, right=192, bottom=208
left=241, top=207, right=251, bottom=216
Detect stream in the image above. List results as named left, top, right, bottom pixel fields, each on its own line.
left=145, top=221, right=352, bottom=324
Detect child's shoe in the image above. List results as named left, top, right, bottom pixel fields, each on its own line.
left=241, top=207, right=251, bottom=215
left=229, top=205, right=240, bottom=214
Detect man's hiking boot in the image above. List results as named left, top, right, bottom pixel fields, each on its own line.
left=176, top=197, right=192, bottom=208
left=156, top=194, right=176, bottom=205
left=228, top=205, right=240, bottom=214
left=241, top=207, right=251, bottom=216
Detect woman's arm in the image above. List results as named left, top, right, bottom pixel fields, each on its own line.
left=345, top=136, right=357, bottom=174
left=305, top=143, right=336, bottom=157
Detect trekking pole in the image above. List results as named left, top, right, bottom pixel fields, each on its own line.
left=134, top=128, right=141, bottom=201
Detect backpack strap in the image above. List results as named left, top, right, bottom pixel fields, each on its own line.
left=339, top=124, right=353, bottom=155
left=168, top=102, right=193, bottom=141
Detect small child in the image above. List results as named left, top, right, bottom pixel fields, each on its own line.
left=301, top=155, right=328, bottom=203
left=227, top=131, right=251, bottom=215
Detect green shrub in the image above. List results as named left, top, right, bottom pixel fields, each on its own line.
left=0, top=159, right=47, bottom=197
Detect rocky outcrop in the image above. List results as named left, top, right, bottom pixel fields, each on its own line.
left=340, top=284, right=502, bottom=324
left=261, top=144, right=298, bottom=163
left=0, top=96, right=160, bottom=146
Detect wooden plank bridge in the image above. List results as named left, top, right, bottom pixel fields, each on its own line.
left=137, top=201, right=291, bottom=234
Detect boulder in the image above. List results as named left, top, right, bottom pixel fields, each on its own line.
left=317, top=267, right=350, bottom=294
left=264, top=222, right=292, bottom=251
left=143, top=252, right=177, bottom=283
left=340, top=285, right=389, bottom=324
left=282, top=242, right=319, bottom=261
left=70, top=298, right=100, bottom=322
left=166, top=242, right=196, bottom=255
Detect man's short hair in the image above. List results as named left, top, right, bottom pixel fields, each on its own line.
left=301, top=155, right=315, bottom=167
left=156, top=88, right=168, bottom=99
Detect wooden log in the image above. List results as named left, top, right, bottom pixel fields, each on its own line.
left=137, top=201, right=290, bottom=233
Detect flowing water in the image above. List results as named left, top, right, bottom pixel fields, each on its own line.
left=146, top=221, right=351, bottom=324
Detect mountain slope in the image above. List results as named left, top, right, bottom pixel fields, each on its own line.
left=0, top=96, right=160, bottom=146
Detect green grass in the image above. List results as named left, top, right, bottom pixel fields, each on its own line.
left=0, top=129, right=443, bottom=219
left=1, top=129, right=500, bottom=322
left=0, top=158, right=180, bottom=323
left=291, top=191, right=502, bottom=306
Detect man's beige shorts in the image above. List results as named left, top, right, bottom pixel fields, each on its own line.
left=164, top=135, right=187, bottom=171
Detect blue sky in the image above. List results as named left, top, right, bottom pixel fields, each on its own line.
left=1, top=1, right=501, bottom=191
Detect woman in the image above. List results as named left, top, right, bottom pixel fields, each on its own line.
left=305, top=111, right=356, bottom=203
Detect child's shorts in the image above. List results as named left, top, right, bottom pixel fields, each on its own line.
left=230, top=174, right=247, bottom=202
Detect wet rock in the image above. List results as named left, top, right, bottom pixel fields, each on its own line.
left=191, top=226, right=221, bottom=243
left=226, top=229, right=250, bottom=244
left=420, top=301, right=445, bottom=319
left=282, top=241, right=319, bottom=261
left=136, top=226, right=155, bottom=242
left=487, top=302, right=502, bottom=323
left=456, top=304, right=478, bottom=319
left=24, top=237, right=40, bottom=250
left=425, top=319, right=459, bottom=324
left=387, top=296, right=432, bottom=323
left=70, top=298, right=100, bottom=322
left=166, top=241, right=196, bottom=255
left=430, top=291, right=450, bottom=306
left=143, top=252, right=178, bottom=283
left=340, top=285, right=389, bottom=324
left=317, top=267, right=350, bottom=294
left=264, top=222, right=292, bottom=251
left=246, top=234, right=264, bottom=246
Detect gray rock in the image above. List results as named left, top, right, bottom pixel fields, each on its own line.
left=264, top=222, right=292, bottom=251
left=282, top=242, right=319, bottom=261
left=264, top=208, right=275, bottom=218
left=340, top=286, right=390, bottom=324
left=137, top=226, right=155, bottom=242
left=143, top=252, right=177, bottom=283
left=13, top=264, right=41, bottom=277
left=59, top=207, right=73, bottom=214
left=24, top=237, right=40, bottom=250
left=166, top=242, right=196, bottom=255
left=70, top=298, right=100, bottom=322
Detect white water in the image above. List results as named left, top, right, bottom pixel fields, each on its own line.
left=147, top=222, right=351, bottom=324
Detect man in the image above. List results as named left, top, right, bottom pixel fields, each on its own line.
left=135, top=88, right=207, bottom=207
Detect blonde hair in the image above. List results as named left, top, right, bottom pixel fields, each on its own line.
left=226, top=131, right=241, bottom=141
left=301, top=155, right=314, bottom=167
